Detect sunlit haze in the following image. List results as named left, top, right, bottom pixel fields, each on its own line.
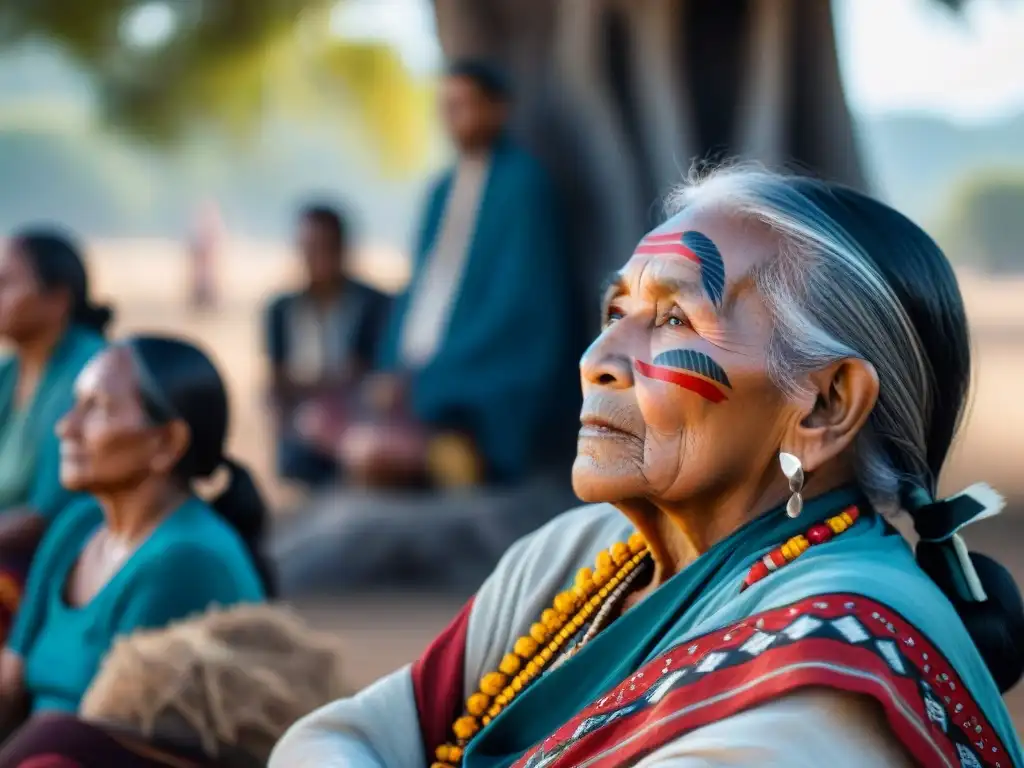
left=328, top=0, right=1024, bottom=125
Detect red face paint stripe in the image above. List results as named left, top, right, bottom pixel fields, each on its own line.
left=642, top=232, right=686, bottom=243
left=635, top=360, right=728, bottom=403
left=633, top=243, right=700, bottom=263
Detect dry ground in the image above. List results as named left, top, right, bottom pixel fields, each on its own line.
left=88, top=240, right=1024, bottom=720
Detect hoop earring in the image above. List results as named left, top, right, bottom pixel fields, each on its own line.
left=779, top=452, right=804, bottom=518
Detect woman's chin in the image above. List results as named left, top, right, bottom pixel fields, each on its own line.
left=571, top=455, right=643, bottom=503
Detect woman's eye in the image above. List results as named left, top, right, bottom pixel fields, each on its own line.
left=663, top=311, right=691, bottom=328
left=604, top=307, right=625, bottom=325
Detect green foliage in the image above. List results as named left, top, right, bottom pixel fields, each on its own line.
left=0, top=0, right=437, bottom=173
left=0, top=0, right=311, bottom=141
left=0, top=125, right=149, bottom=230
left=940, top=170, right=1024, bottom=273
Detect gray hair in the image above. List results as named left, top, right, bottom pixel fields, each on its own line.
left=666, top=164, right=936, bottom=512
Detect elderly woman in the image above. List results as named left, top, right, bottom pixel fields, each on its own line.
left=0, top=230, right=111, bottom=638
left=0, top=336, right=270, bottom=764
left=271, top=167, right=1024, bottom=768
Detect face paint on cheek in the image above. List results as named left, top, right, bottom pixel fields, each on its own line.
left=634, top=349, right=732, bottom=404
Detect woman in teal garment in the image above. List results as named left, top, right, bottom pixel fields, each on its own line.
left=0, top=229, right=110, bottom=643
left=0, top=335, right=270, bottom=764
left=269, top=167, right=1024, bottom=768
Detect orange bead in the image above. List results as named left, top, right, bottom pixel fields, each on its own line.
left=453, top=716, right=479, bottom=740
left=540, top=609, right=562, bottom=630
left=514, top=636, right=539, bottom=658
left=628, top=531, right=647, bottom=553
left=480, top=673, right=506, bottom=697
left=499, top=653, right=521, bottom=676
left=610, top=542, right=630, bottom=565
left=575, top=567, right=594, bottom=589
left=595, top=551, right=613, bottom=571
left=466, top=693, right=490, bottom=716
left=553, top=591, right=577, bottom=614
left=529, top=622, right=549, bottom=643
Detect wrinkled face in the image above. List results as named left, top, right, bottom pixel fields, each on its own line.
left=297, top=218, right=341, bottom=288
left=0, top=242, right=62, bottom=342
left=440, top=75, right=505, bottom=151
left=573, top=206, right=794, bottom=504
left=58, top=347, right=184, bottom=494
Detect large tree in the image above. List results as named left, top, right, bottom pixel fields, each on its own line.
left=0, top=0, right=968, bottom=329
left=430, top=0, right=966, bottom=327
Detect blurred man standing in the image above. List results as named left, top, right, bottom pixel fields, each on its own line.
left=188, top=200, right=223, bottom=311
left=339, top=59, right=569, bottom=489
left=265, top=204, right=390, bottom=488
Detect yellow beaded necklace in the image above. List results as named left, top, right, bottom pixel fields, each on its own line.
left=432, top=508, right=864, bottom=768
left=432, top=532, right=650, bottom=768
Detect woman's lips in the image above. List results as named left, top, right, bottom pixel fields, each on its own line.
left=579, top=414, right=638, bottom=439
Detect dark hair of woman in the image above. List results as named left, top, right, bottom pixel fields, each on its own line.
left=12, top=228, right=114, bottom=335
left=124, top=335, right=276, bottom=596
left=788, top=179, right=1024, bottom=692
left=446, top=58, right=512, bottom=102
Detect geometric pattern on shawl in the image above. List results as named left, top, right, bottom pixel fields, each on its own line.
left=512, top=594, right=1010, bottom=768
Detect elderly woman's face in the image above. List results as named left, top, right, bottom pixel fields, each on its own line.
left=58, top=347, right=184, bottom=494
left=573, top=206, right=791, bottom=503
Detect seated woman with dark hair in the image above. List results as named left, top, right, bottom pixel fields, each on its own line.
left=0, top=229, right=112, bottom=640
left=0, top=336, right=270, bottom=764
left=272, top=166, right=1024, bottom=767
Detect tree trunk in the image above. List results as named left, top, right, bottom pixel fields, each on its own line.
left=432, top=0, right=865, bottom=342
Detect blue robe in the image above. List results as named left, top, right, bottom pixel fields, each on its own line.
left=0, top=326, right=106, bottom=520
left=377, top=137, right=570, bottom=484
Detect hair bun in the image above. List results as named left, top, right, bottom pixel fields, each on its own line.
left=76, top=302, right=115, bottom=335
left=918, top=546, right=1024, bottom=693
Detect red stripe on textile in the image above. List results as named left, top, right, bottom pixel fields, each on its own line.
left=411, top=597, right=475, bottom=762
left=633, top=243, right=700, bottom=263
left=634, top=360, right=727, bottom=403
left=512, top=594, right=1005, bottom=768
left=582, top=644, right=956, bottom=768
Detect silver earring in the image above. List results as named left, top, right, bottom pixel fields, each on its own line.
left=779, top=452, right=804, bottom=518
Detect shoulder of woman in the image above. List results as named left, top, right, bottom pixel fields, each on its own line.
left=46, top=497, right=104, bottom=540
left=746, top=529, right=957, bottom=631
left=132, top=539, right=235, bottom=584
left=466, top=504, right=632, bottom=646
left=637, top=689, right=915, bottom=767
left=503, top=503, right=632, bottom=578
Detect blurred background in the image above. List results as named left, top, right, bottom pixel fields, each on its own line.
left=2, top=0, right=1023, bottom=721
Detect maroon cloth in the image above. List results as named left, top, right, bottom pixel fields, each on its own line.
left=0, top=537, right=36, bottom=646
left=410, top=599, right=474, bottom=762
left=0, top=714, right=210, bottom=768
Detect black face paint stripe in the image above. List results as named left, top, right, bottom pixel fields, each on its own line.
left=652, top=349, right=732, bottom=389
left=681, top=231, right=726, bottom=309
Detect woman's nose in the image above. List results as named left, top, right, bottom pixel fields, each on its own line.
left=580, top=339, right=634, bottom=390
left=56, top=408, right=79, bottom=439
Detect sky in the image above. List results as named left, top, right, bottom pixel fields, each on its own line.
left=330, top=0, right=1024, bottom=126
left=835, top=0, right=1024, bottom=123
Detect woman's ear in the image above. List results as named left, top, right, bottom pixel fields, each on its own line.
left=150, top=420, right=191, bottom=475
left=784, top=358, right=879, bottom=474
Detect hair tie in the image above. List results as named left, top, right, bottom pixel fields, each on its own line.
left=905, top=482, right=1005, bottom=604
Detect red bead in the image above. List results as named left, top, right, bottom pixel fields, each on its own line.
left=768, top=550, right=787, bottom=568
left=806, top=524, right=833, bottom=545
left=745, top=561, right=769, bottom=587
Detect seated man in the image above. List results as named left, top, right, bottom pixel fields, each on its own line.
left=334, top=59, right=570, bottom=490
left=264, top=204, right=391, bottom=488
